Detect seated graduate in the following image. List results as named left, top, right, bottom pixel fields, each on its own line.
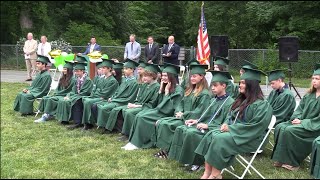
left=122, top=63, right=183, bottom=150
left=55, top=56, right=93, bottom=126
left=81, top=58, right=119, bottom=130
left=239, top=60, right=258, bottom=76
left=266, top=69, right=296, bottom=126
left=136, top=60, right=146, bottom=84
left=310, top=136, right=320, bottom=179
left=213, top=56, right=239, bottom=99
left=109, top=64, right=161, bottom=141
left=14, top=55, right=52, bottom=116
left=180, top=59, right=200, bottom=90
left=93, top=59, right=139, bottom=134
left=195, top=68, right=272, bottom=179
left=153, top=64, right=211, bottom=157
left=271, top=63, right=320, bottom=171
left=34, top=61, right=75, bottom=122
left=168, top=71, right=235, bottom=171
left=112, top=62, right=124, bottom=85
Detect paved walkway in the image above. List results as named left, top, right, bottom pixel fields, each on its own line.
left=1, top=70, right=307, bottom=101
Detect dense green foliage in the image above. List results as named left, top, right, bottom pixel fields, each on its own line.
left=1, top=1, right=320, bottom=49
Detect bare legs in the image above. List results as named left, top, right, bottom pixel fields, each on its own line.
left=201, top=162, right=222, bottom=179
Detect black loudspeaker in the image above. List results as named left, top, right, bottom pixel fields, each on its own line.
left=210, top=35, right=229, bottom=58
left=279, top=36, right=299, bottom=62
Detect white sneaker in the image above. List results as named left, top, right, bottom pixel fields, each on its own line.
left=34, top=117, right=46, bottom=123
left=124, top=142, right=139, bottom=151
left=121, top=142, right=131, bottom=149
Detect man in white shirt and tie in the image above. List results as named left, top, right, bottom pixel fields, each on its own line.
left=124, top=34, right=141, bottom=63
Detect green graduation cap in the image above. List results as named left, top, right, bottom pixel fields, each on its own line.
left=63, top=61, right=74, bottom=70
left=162, top=62, right=180, bottom=75
left=138, top=60, right=147, bottom=68
left=241, top=60, right=258, bottom=70
left=145, top=64, right=161, bottom=73
left=214, top=56, right=229, bottom=66
left=313, top=63, right=320, bottom=75
left=267, top=69, right=286, bottom=82
left=74, top=62, right=87, bottom=70
left=210, top=71, right=232, bottom=83
left=186, top=58, right=200, bottom=67
left=97, top=59, right=114, bottom=68
left=113, top=62, right=124, bottom=70
left=37, top=55, right=50, bottom=64
left=190, top=64, right=208, bottom=75
left=75, top=55, right=88, bottom=63
left=124, top=59, right=139, bottom=69
left=241, top=68, right=266, bottom=82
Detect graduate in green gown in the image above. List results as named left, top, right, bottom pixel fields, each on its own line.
left=112, top=62, right=124, bottom=85
left=213, top=56, right=239, bottom=99
left=110, top=64, right=161, bottom=142
left=13, top=55, right=52, bottom=116
left=122, top=63, right=184, bottom=150
left=271, top=63, right=320, bottom=171
left=81, top=59, right=119, bottom=130
left=266, top=69, right=296, bottom=126
left=95, top=59, right=139, bottom=133
left=34, top=61, right=75, bottom=122
left=136, top=60, right=146, bottom=84
left=56, top=58, right=93, bottom=125
left=195, top=68, right=273, bottom=179
left=152, top=64, right=211, bottom=156
left=168, top=71, right=235, bottom=169
left=310, top=136, right=320, bottom=179
left=180, top=59, right=200, bottom=90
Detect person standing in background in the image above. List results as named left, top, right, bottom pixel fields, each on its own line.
left=124, top=34, right=141, bottom=63
left=144, top=36, right=159, bottom=64
left=23, top=32, right=38, bottom=81
left=82, top=36, right=101, bottom=55
left=162, top=36, right=180, bottom=65
left=37, top=35, right=52, bottom=70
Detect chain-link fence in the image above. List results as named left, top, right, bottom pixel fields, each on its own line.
left=1, top=44, right=319, bottom=78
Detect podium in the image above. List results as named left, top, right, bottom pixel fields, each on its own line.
left=87, top=58, right=102, bottom=79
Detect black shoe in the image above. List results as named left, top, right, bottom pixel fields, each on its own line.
left=101, top=129, right=112, bottom=134
left=67, top=124, right=83, bottom=130
left=25, top=78, right=32, bottom=81
left=21, top=112, right=35, bottom=116
left=60, top=121, right=69, bottom=125
left=117, top=135, right=128, bottom=142
left=82, top=124, right=94, bottom=130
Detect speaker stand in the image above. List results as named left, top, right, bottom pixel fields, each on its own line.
left=288, top=63, right=302, bottom=99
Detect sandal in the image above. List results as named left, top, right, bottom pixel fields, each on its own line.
left=208, top=174, right=222, bottom=179
left=154, top=150, right=168, bottom=159
left=281, top=164, right=299, bottom=171
left=273, top=161, right=283, bottom=167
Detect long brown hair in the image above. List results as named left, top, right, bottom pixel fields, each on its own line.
left=307, top=75, right=320, bottom=94
left=185, top=74, right=208, bottom=97
left=231, top=79, right=264, bottom=119
left=59, top=68, right=73, bottom=89
left=159, top=73, right=177, bottom=94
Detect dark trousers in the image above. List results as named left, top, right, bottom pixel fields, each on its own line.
left=71, top=99, right=83, bottom=125
left=91, top=103, right=98, bottom=123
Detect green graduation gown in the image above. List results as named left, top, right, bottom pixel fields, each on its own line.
left=119, top=82, right=160, bottom=135
left=38, top=77, right=75, bottom=115
left=129, top=85, right=184, bottom=148
left=195, top=99, right=273, bottom=170
left=56, top=76, right=93, bottom=122
left=96, top=76, right=139, bottom=128
left=13, top=70, right=52, bottom=114
left=271, top=92, right=320, bottom=167
left=155, top=89, right=211, bottom=151
left=226, top=81, right=239, bottom=99
left=81, top=75, right=119, bottom=125
left=310, top=136, right=320, bottom=179
left=267, top=84, right=296, bottom=125
left=168, top=94, right=234, bottom=165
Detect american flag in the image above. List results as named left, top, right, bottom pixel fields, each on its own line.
left=196, top=2, right=210, bottom=65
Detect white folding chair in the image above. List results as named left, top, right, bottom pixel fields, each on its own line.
left=179, top=65, right=185, bottom=85
left=34, top=69, right=61, bottom=117
left=221, top=115, right=277, bottom=179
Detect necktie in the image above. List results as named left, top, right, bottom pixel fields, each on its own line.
left=168, top=44, right=172, bottom=51
left=41, top=44, right=44, bottom=55
left=131, top=43, right=133, bottom=51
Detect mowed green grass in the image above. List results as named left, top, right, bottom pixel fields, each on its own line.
left=1, top=82, right=313, bottom=179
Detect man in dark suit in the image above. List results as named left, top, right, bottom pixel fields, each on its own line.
left=162, top=35, right=180, bottom=65
left=82, top=36, right=101, bottom=55
left=144, top=36, right=159, bottom=64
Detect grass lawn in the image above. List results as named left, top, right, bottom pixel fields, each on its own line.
left=1, top=82, right=313, bottom=179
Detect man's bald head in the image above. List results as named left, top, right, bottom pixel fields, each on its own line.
left=168, top=36, right=175, bottom=44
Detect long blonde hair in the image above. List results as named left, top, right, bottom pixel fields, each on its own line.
left=184, top=74, right=208, bottom=97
